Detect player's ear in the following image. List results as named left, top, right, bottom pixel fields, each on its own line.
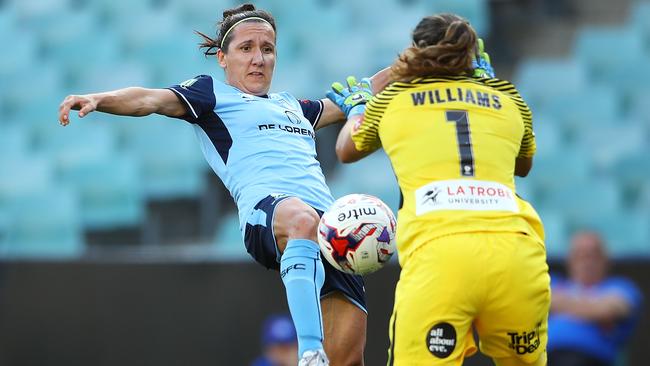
left=217, top=49, right=227, bottom=69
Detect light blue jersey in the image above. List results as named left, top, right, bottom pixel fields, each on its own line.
left=168, top=75, right=334, bottom=232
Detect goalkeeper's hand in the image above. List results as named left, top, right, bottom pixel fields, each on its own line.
left=472, top=38, right=495, bottom=78
left=326, top=76, right=373, bottom=118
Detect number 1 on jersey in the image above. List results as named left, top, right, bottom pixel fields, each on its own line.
left=446, top=110, right=475, bottom=177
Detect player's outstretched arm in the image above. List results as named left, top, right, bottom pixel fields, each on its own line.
left=58, top=87, right=185, bottom=126
left=316, top=67, right=392, bottom=130
left=326, top=76, right=378, bottom=163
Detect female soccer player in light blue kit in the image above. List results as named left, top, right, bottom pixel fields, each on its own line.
left=58, top=4, right=389, bottom=366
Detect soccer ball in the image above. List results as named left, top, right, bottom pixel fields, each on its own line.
left=318, top=194, right=397, bottom=275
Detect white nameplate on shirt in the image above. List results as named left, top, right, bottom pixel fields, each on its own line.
left=415, top=179, right=519, bottom=215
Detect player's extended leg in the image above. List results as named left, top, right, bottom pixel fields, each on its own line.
left=274, top=197, right=328, bottom=362
left=321, top=291, right=366, bottom=366
left=388, top=235, right=478, bottom=366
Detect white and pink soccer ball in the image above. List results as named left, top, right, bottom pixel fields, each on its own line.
left=318, top=194, right=397, bottom=275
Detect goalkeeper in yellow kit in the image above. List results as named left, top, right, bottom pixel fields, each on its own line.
left=327, top=13, right=550, bottom=366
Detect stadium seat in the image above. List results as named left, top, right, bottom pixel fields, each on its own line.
left=576, top=124, right=646, bottom=172
left=627, top=87, right=650, bottom=125
left=47, top=30, right=122, bottom=84
left=329, top=152, right=401, bottom=213
left=0, top=188, right=84, bottom=258
left=57, top=153, right=145, bottom=230
left=543, top=86, right=621, bottom=137
left=213, top=212, right=245, bottom=250
left=532, top=115, right=563, bottom=159
left=0, top=124, right=30, bottom=158
left=539, top=179, right=622, bottom=223
left=612, top=149, right=650, bottom=190
left=31, top=120, right=118, bottom=165
left=574, top=26, right=646, bottom=85
left=529, top=148, right=592, bottom=194
left=574, top=210, right=650, bottom=258
left=514, top=58, right=587, bottom=109
left=427, top=0, right=490, bottom=36
left=3, top=61, right=63, bottom=115
left=536, top=210, right=570, bottom=259
left=121, top=117, right=206, bottom=199
left=76, top=61, right=152, bottom=93
left=0, top=27, right=37, bottom=80
left=630, top=1, right=650, bottom=42
left=515, top=177, right=537, bottom=203
left=0, top=156, right=55, bottom=202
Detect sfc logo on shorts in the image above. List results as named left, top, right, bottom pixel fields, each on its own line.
left=426, top=322, right=456, bottom=358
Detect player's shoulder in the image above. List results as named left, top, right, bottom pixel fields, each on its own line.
left=179, top=74, right=213, bottom=87
left=271, top=90, right=298, bottom=102
left=371, top=81, right=420, bottom=103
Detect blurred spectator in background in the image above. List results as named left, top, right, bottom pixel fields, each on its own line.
left=548, top=231, right=643, bottom=366
left=251, top=314, right=298, bottom=366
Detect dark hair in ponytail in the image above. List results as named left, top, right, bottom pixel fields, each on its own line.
left=195, top=3, right=276, bottom=56
left=392, top=13, right=477, bottom=81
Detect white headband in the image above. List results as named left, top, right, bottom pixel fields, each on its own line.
left=220, top=17, right=272, bottom=49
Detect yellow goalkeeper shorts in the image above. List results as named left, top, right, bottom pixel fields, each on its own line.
left=387, top=231, right=550, bottom=365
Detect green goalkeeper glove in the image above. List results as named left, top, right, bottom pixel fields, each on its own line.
left=326, top=76, right=373, bottom=117
left=472, top=38, right=495, bottom=78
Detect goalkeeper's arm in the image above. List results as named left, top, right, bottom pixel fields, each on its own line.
left=315, top=67, right=392, bottom=130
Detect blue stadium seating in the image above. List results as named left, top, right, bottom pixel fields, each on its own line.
left=0, top=0, right=648, bottom=257
left=631, top=1, right=650, bottom=42
left=328, top=152, right=401, bottom=213
left=532, top=115, right=563, bottom=159
left=529, top=147, right=593, bottom=194
left=0, top=188, right=83, bottom=258
left=427, top=0, right=490, bottom=36
left=0, top=124, right=30, bottom=158
left=515, top=58, right=587, bottom=109
left=577, top=124, right=646, bottom=173
left=213, top=213, right=248, bottom=259
left=537, top=210, right=570, bottom=259
left=32, top=120, right=118, bottom=165
left=56, top=154, right=145, bottom=230
left=540, top=179, right=623, bottom=224
left=576, top=210, right=650, bottom=257
left=0, top=156, right=55, bottom=201
left=574, top=26, right=646, bottom=85
left=121, top=118, right=206, bottom=199
left=543, top=86, right=621, bottom=136
left=612, top=148, right=650, bottom=190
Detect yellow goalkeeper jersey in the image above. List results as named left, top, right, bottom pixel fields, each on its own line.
left=352, top=76, right=544, bottom=264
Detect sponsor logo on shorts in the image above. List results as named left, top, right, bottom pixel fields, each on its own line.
left=426, top=322, right=456, bottom=358
left=280, top=263, right=306, bottom=279
left=507, top=323, right=541, bottom=355
left=415, top=179, right=519, bottom=215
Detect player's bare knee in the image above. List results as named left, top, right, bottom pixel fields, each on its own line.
left=287, top=208, right=320, bottom=240
left=328, top=350, right=363, bottom=366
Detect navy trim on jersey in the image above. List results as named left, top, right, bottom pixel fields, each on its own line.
left=299, top=99, right=324, bottom=128
left=194, top=111, right=233, bottom=165
left=168, top=75, right=216, bottom=123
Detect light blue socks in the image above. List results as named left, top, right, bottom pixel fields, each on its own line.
left=280, top=239, right=325, bottom=356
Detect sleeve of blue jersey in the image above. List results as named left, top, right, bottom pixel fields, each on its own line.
left=167, top=75, right=216, bottom=122
left=610, top=277, right=644, bottom=313
left=299, top=99, right=324, bottom=128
